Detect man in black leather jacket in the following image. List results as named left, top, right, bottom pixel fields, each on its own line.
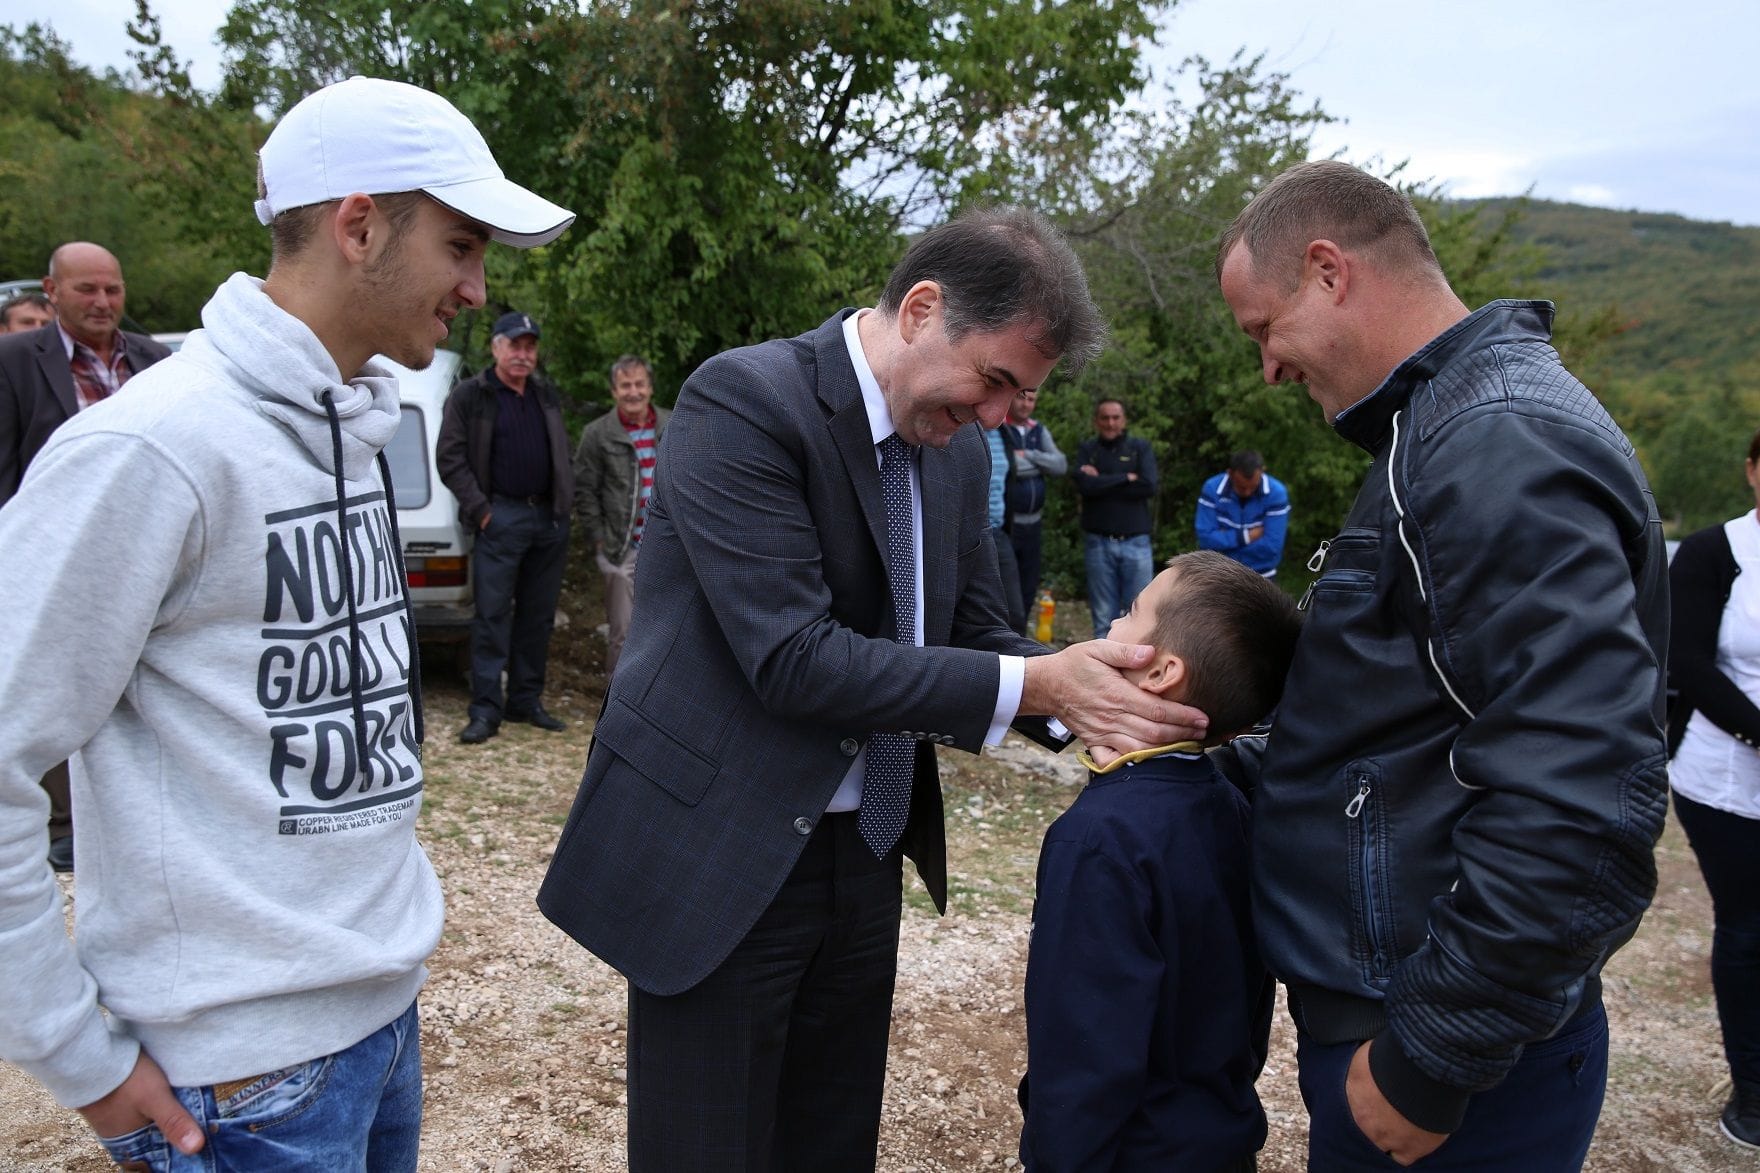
left=1214, top=161, right=1668, bottom=1169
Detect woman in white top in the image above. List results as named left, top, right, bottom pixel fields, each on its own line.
left=1668, top=426, right=1760, bottom=1152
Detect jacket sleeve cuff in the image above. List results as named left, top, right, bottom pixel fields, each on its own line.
left=1368, top=1032, right=1471, bottom=1134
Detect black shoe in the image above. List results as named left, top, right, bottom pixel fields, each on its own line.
left=1723, top=1081, right=1760, bottom=1151
left=459, top=717, right=499, bottom=744
left=506, top=705, right=566, bottom=732
left=47, top=835, right=73, bottom=874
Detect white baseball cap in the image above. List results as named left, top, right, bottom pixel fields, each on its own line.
left=254, top=76, right=575, bottom=248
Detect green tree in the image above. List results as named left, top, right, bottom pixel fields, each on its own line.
left=1016, top=53, right=1338, bottom=594
left=215, top=0, right=1170, bottom=408
left=1642, top=370, right=1760, bottom=532
left=0, top=15, right=259, bottom=331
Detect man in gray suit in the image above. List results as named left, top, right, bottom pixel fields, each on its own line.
left=0, top=242, right=170, bottom=875
left=538, top=208, right=1205, bottom=1170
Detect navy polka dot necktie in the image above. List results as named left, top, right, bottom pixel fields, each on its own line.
left=860, top=433, right=917, bottom=859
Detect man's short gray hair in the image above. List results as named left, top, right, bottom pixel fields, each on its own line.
left=1215, top=160, right=1441, bottom=291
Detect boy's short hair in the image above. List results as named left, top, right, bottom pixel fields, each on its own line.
left=1149, top=551, right=1302, bottom=742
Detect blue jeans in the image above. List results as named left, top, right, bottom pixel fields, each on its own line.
left=97, top=1001, right=422, bottom=1172
left=1083, top=532, right=1154, bottom=638
left=1297, top=1000, right=1608, bottom=1171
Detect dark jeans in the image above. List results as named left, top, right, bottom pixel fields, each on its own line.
left=43, top=759, right=71, bottom=840
left=626, top=812, right=903, bottom=1172
left=1673, top=789, right=1760, bottom=1084
left=1297, top=1001, right=1608, bottom=1171
left=993, top=526, right=1026, bottom=634
left=1010, top=520, right=1044, bottom=619
left=469, top=498, right=569, bottom=723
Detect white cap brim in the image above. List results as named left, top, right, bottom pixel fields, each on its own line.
left=425, top=175, right=575, bottom=248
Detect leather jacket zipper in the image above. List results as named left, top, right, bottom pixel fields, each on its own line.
left=1298, top=539, right=1333, bottom=611
left=1346, top=775, right=1389, bottom=979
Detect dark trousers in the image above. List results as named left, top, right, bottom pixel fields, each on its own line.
left=43, top=760, right=71, bottom=840
left=468, top=498, right=569, bottom=723
left=1010, top=520, right=1044, bottom=619
left=1296, top=1000, right=1607, bottom=1171
left=993, top=526, right=1026, bottom=634
left=626, top=812, right=903, bottom=1172
left=1673, top=789, right=1760, bottom=1084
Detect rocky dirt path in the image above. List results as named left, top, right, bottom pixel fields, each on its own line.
left=0, top=675, right=1741, bottom=1170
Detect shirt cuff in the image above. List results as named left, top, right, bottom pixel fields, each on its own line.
left=988, top=656, right=1025, bottom=745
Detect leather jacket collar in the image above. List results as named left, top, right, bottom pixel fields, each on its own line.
left=1333, top=300, right=1556, bottom=453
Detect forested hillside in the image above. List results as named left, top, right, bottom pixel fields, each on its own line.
left=1460, top=199, right=1760, bottom=531
left=1468, top=197, right=1760, bottom=378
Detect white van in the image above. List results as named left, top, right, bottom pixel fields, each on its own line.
left=380, top=350, right=474, bottom=636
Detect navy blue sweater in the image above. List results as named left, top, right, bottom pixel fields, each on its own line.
left=1020, top=750, right=1271, bottom=1172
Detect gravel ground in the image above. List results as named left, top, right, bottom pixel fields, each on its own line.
left=0, top=624, right=1745, bottom=1171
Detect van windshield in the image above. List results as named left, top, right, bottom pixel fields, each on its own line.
left=385, top=406, right=432, bottom=509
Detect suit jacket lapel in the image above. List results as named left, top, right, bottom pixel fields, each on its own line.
left=816, top=313, right=889, bottom=562
left=814, top=310, right=960, bottom=645
left=121, top=333, right=156, bottom=377
left=35, top=331, right=77, bottom=419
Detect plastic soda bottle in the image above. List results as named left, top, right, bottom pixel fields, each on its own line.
left=1034, top=590, right=1055, bottom=642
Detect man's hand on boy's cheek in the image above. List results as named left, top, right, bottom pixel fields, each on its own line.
left=1019, top=640, right=1207, bottom=753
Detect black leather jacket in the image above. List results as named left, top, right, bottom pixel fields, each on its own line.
left=1230, top=301, right=1669, bottom=1133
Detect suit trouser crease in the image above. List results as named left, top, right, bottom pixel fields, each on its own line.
left=627, top=814, right=903, bottom=1172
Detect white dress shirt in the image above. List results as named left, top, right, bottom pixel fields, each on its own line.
left=825, top=311, right=1025, bottom=812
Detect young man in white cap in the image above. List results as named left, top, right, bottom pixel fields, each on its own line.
left=0, top=77, right=571, bottom=1169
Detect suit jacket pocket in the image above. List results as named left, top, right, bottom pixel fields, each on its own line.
left=593, top=697, right=721, bottom=807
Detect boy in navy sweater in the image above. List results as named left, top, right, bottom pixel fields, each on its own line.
left=1019, top=551, right=1302, bottom=1172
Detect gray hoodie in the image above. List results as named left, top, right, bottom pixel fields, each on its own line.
left=0, top=273, right=441, bottom=1108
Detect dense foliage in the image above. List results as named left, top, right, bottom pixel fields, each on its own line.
left=5, top=1, right=1750, bottom=586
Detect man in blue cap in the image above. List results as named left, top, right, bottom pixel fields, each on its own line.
left=438, top=310, right=575, bottom=742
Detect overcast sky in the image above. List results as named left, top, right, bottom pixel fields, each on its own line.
left=13, top=0, right=1760, bottom=226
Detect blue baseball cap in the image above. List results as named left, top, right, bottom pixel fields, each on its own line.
left=493, top=311, right=540, bottom=340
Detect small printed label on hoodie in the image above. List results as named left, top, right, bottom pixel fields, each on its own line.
left=257, top=491, right=423, bottom=833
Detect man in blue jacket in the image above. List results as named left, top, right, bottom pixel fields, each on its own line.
left=1195, top=450, right=1289, bottom=577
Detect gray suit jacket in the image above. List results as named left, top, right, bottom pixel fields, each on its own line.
left=538, top=310, right=1053, bottom=995
left=0, top=324, right=172, bottom=503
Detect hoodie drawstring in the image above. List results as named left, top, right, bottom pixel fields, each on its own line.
left=377, top=449, right=426, bottom=748
left=319, top=390, right=372, bottom=767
